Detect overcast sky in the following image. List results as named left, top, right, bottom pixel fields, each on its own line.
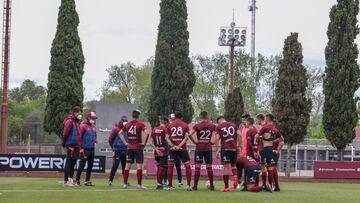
left=8, top=0, right=360, bottom=100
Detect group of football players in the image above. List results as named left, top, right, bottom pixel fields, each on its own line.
left=108, top=109, right=284, bottom=192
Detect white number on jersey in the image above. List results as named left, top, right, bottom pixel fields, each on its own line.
left=156, top=135, right=162, bottom=145
left=221, top=126, right=235, bottom=138
left=199, top=130, right=212, bottom=140
left=128, top=125, right=137, bottom=135
left=171, top=127, right=183, bottom=137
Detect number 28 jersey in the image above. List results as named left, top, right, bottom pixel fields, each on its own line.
left=193, top=121, right=216, bottom=151
left=167, top=119, right=189, bottom=149
left=216, top=121, right=239, bottom=151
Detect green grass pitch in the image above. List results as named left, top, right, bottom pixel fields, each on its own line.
left=0, top=177, right=360, bottom=203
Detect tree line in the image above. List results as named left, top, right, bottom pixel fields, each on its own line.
left=37, top=0, right=360, bottom=166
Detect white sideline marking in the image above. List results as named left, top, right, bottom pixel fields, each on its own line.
left=0, top=188, right=153, bottom=193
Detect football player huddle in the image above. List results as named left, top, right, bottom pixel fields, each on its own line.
left=109, top=109, right=284, bottom=192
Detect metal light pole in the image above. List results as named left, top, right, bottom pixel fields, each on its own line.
left=1, top=0, right=12, bottom=153
left=218, top=20, right=246, bottom=95
left=249, top=0, right=257, bottom=59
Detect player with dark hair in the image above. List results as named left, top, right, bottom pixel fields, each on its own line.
left=188, top=111, right=216, bottom=191
left=270, top=119, right=284, bottom=191
left=168, top=113, right=183, bottom=187
left=75, top=112, right=98, bottom=186
left=256, top=113, right=284, bottom=192
left=119, top=110, right=148, bottom=189
left=150, top=116, right=169, bottom=189
left=237, top=113, right=251, bottom=188
left=62, top=106, right=83, bottom=187
left=237, top=156, right=271, bottom=192
left=108, top=116, right=128, bottom=187
left=215, top=116, right=241, bottom=192
left=165, top=111, right=192, bottom=191
left=255, top=113, right=267, bottom=189
left=237, top=116, right=259, bottom=191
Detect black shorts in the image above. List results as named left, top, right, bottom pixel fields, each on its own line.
left=260, top=146, right=276, bottom=166
left=246, top=165, right=261, bottom=184
left=220, top=150, right=237, bottom=165
left=127, top=149, right=144, bottom=164
left=81, top=148, right=95, bottom=161
left=66, top=147, right=79, bottom=160
left=169, top=150, right=190, bottom=163
left=155, top=156, right=168, bottom=166
left=195, top=151, right=212, bottom=164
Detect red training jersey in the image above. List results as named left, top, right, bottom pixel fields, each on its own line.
left=258, top=124, right=283, bottom=142
left=237, top=156, right=258, bottom=168
left=151, top=125, right=168, bottom=156
left=167, top=119, right=189, bottom=149
left=216, top=121, right=239, bottom=150
left=124, top=120, right=146, bottom=149
left=246, top=127, right=258, bottom=158
left=193, top=120, right=216, bottom=151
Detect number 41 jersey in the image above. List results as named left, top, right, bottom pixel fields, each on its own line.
left=167, top=119, right=189, bottom=149
left=193, top=121, right=216, bottom=151
left=124, top=120, right=146, bottom=149
left=216, top=121, right=239, bottom=151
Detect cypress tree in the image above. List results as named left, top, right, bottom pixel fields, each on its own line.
left=323, top=0, right=360, bottom=161
left=272, top=33, right=312, bottom=176
left=148, top=0, right=195, bottom=125
left=44, top=0, right=85, bottom=136
left=224, top=87, right=244, bottom=125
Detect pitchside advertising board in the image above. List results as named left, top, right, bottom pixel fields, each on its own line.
left=314, top=161, right=360, bottom=179
left=0, top=154, right=106, bottom=173
left=147, top=158, right=224, bottom=176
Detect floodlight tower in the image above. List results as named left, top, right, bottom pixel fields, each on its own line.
left=1, top=0, right=11, bottom=153
left=249, top=0, right=257, bottom=60
left=218, top=12, right=247, bottom=95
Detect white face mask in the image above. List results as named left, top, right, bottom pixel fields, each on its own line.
left=89, top=119, right=95, bottom=125
left=76, top=114, right=82, bottom=120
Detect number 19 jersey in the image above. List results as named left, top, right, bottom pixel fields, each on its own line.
left=193, top=121, right=216, bottom=151
left=215, top=121, right=239, bottom=151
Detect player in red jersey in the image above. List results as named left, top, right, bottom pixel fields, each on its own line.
left=119, top=110, right=148, bottom=189
left=215, top=116, right=241, bottom=192
left=188, top=111, right=216, bottom=191
left=236, top=156, right=272, bottom=192
left=150, top=116, right=169, bottom=190
left=245, top=117, right=259, bottom=159
left=256, top=114, right=284, bottom=192
left=237, top=117, right=259, bottom=191
left=255, top=113, right=267, bottom=190
left=271, top=119, right=284, bottom=191
left=165, top=111, right=192, bottom=191
left=168, top=113, right=183, bottom=188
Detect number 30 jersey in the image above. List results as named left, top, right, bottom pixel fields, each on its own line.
left=166, top=119, right=189, bottom=149
left=216, top=121, right=239, bottom=151
left=193, top=121, right=216, bottom=151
